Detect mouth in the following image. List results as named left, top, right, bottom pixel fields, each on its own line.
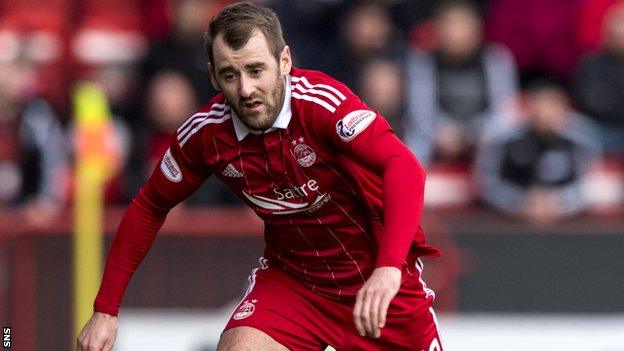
left=243, top=100, right=263, bottom=111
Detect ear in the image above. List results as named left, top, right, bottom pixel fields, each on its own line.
left=279, top=45, right=292, bottom=76
left=208, top=63, right=221, bottom=91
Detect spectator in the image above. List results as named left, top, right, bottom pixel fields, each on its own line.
left=142, top=0, right=221, bottom=104
left=328, top=1, right=405, bottom=90
left=389, top=0, right=489, bottom=50
left=475, top=79, right=601, bottom=225
left=273, top=1, right=406, bottom=112
left=357, top=58, right=405, bottom=136
left=403, top=0, right=517, bottom=166
left=268, top=0, right=345, bottom=71
left=0, top=59, right=68, bottom=224
left=144, top=71, right=197, bottom=171
left=573, top=2, right=624, bottom=157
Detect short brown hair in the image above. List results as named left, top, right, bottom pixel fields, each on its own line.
left=205, top=2, right=285, bottom=66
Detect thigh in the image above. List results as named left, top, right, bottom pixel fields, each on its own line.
left=345, top=272, right=444, bottom=350
left=380, top=306, right=443, bottom=351
left=346, top=304, right=443, bottom=351
left=223, top=267, right=331, bottom=351
left=218, top=326, right=289, bottom=351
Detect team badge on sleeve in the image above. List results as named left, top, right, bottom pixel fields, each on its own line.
left=336, top=110, right=377, bottom=142
left=160, top=148, right=182, bottom=182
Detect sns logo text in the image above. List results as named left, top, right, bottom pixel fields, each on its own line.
left=3, top=327, right=10, bottom=348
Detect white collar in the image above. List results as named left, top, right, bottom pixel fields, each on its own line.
left=231, top=75, right=292, bottom=141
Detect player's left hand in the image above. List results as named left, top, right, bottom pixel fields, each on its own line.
left=353, top=266, right=401, bottom=338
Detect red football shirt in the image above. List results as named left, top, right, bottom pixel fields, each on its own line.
left=94, top=68, right=440, bottom=316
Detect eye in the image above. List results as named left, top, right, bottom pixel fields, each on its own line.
left=223, top=73, right=237, bottom=82
left=250, top=68, right=263, bottom=77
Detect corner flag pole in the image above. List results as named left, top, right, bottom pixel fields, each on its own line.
left=72, top=83, right=117, bottom=340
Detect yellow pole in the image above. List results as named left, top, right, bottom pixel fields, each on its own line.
left=72, top=83, right=117, bottom=340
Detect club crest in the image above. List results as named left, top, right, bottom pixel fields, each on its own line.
left=291, top=137, right=317, bottom=167
left=233, top=299, right=257, bottom=320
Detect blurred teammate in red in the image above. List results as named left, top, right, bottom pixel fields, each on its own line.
left=77, top=3, right=443, bottom=350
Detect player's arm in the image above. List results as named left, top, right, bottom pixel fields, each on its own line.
left=313, top=92, right=428, bottom=271
left=311, top=89, right=427, bottom=339
left=344, top=115, right=426, bottom=339
left=77, top=135, right=211, bottom=351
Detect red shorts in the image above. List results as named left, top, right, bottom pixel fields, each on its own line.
left=224, top=258, right=443, bottom=351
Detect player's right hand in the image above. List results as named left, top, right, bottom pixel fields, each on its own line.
left=353, top=266, right=402, bottom=339
left=76, top=312, right=118, bottom=351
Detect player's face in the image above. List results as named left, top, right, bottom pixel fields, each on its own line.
left=210, top=30, right=291, bottom=131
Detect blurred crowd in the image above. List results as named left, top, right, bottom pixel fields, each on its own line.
left=1, top=0, right=624, bottom=226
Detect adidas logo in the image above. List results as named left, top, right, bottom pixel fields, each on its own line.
left=222, top=163, right=243, bottom=178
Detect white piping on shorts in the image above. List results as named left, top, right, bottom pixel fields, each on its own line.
left=229, top=257, right=269, bottom=316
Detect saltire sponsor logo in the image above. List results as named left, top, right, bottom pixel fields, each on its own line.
left=291, top=76, right=346, bottom=113
left=222, top=163, right=243, bottom=178
left=243, top=180, right=331, bottom=215
left=160, top=148, right=182, bottom=182
left=336, top=109, right=376, bottom=142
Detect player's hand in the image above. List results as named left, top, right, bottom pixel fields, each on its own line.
left=76, top=312, right=118, bottom=351
left=353, top=266, right=401, bottom=338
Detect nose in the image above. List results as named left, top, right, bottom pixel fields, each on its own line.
left=238, top=74, right=255, bottom=99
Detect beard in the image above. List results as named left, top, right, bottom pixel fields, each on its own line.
left=232, top=74, right=284, bottom=131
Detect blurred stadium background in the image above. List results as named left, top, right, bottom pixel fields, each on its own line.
left=1, top=0, right=624, bottom=350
